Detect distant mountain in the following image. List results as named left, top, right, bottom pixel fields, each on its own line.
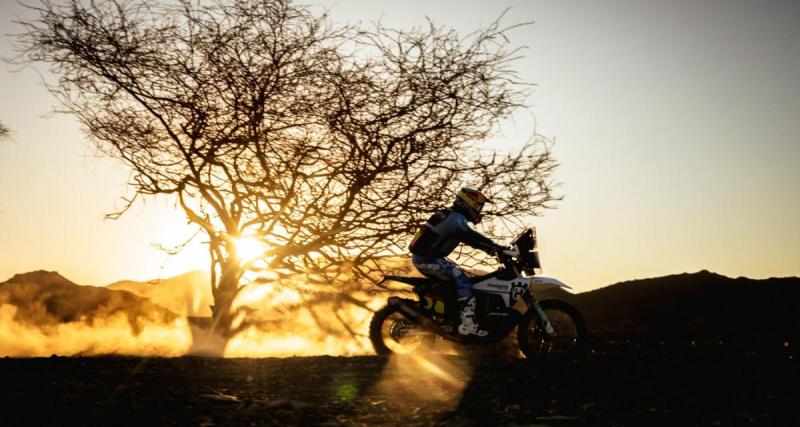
left=107, top=270, right=212, bottom=317
left=0, top=271, right=178, bottom=332
left=537, top=270, right=800, bottom=344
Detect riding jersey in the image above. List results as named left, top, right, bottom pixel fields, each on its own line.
left=409, top=208, right=503, bottom=258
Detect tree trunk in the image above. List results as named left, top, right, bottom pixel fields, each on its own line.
left=209, top=263, right=242, bottom=344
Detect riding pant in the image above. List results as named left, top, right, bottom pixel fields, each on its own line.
left=411, top=254, right=474, bottom=301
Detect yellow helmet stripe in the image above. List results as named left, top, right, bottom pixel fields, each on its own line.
left=458, top=191, right=482, bottom=209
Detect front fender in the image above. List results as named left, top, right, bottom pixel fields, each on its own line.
left=531, top=276, right=572, bottom=290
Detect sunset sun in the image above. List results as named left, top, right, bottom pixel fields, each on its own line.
left=233, top=237, right=268, bottom=263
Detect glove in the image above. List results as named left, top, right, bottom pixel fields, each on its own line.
left=484, top=244, right=503, bottom=256
left=501, top=245, right=520, bottom=258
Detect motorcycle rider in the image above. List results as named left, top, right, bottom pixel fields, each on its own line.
left=409, top=188, right=506, bottom=337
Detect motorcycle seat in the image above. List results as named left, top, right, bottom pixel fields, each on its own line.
left=381, top=275, right=451, bottom=293
left=383, top=270, right=500, bottom=288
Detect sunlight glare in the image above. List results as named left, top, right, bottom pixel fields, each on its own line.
left=234, top=237, right=268, bottom=263
left=236, top=284, right=272, bottom=306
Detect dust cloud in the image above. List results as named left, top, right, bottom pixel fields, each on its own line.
left=0, top=304, right=192, bottom=356
left=372, top=352, right=473, bottom=410
left=0, top=270, right=393, bottom=358
left=220, top=280, right=385, bottom=357
left=0, top=271, right=192, bottom=356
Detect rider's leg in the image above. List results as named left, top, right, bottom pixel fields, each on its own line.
left=457, top=296, right=487, bottom=337
left=446, top=262, right=473, bottom=302
left=412, top=256, right=486, bottom=336
left=411, top=255, right=453, bottom=283
left=445, top=265, right=488, bottom=337
left=437, top=261, right=487, bottom=337
left=412, top=256, right=473, bottom=299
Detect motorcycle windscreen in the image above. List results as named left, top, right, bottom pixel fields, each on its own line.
left=518, top=249, right=541, bottom=275
left=526, top=251, right=541, bottom=269
left=512, top=229, right=541, bottom=272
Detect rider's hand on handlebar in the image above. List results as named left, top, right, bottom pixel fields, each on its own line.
left=501, top=245, right=520, bottom=258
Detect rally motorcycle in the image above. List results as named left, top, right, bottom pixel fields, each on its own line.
left=370, top=228, right=586, bottom=358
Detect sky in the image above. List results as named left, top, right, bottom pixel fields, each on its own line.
left=1, top=0, right=798, bottom=291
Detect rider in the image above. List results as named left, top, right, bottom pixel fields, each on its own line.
left=409, top=188, right=506, bottom=337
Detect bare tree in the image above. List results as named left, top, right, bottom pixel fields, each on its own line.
left=15, top=0, right=559, bottom=343
left=0, top=121, right=10, bottom=140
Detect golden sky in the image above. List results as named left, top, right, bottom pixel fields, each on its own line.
left=1, top=0, right=798, bottom=291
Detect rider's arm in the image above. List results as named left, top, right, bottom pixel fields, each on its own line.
left=451, top=214, right=505, bottom=255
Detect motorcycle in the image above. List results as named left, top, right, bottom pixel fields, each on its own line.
left=370, top=228, right=586, bottom=358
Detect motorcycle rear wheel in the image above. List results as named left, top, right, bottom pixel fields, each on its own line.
left=517, top=299, right=586, bottom=358
left=369, top=304, right=436, bottom=356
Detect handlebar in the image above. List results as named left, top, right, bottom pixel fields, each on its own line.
left=496, top=245, right=520, bottom=268
left=502, top=247, right=520, bottom=258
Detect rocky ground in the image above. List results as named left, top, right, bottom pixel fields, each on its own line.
left=0, top=349, right=797, bottom=426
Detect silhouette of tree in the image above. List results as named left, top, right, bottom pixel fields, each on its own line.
left=0, top=121, right=10, bottom=140
left=16, top=0, right=559, bottom=342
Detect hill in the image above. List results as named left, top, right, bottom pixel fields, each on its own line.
left=545, top=270, right=800, bottom=344
left=0, top=271, right=178, bottom=332
left=0, top=271, right=192, bottom=356
left=107, top=270, right=212, bottom=316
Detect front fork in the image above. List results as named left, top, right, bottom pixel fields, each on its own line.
left=523, top=291, right=556, bottom=336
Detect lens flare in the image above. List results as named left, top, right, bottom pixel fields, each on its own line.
left=371, top=352, right=473, bottom=410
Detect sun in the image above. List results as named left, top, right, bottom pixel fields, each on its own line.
left=233, top=237, right=268, bottom=262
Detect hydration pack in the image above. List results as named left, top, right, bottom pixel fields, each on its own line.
left=408, top=209, right=451, bottom=257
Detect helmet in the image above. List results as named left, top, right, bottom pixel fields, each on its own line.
left=453, top=188, right=491, bottom=223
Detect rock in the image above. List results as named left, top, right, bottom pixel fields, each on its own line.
left=265, top=398, right=291, bottom=409
left=445, top=416, right=476, bottom=427
left=198, top=393, right=239, bottom=403
left=290, top=400, right=311, bottom=410
left=535, top=415, right=579, bottom=421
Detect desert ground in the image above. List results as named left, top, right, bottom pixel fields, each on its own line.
left=1, top=348, right=796, bottom=426
left=2, top=270, right=798, bottom=425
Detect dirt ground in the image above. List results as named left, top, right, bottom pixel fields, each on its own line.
left=0, top=350, right=797, bottom=426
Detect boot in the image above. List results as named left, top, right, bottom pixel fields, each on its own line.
left=458, top=296, right=488, bottom=337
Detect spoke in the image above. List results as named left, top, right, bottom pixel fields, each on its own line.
left=382, top=312, right=425, bottom=354
left=525, top=308, right=579, bottom=356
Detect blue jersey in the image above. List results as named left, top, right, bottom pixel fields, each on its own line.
left=409, top=208, right=502, bottom=258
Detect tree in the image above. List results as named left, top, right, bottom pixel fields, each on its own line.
left=0, top=121, right=9, bottom=140
left=16, top=0, right=560, bottom=344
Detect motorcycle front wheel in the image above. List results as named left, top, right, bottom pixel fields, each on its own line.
left=517, top=299, right=586, bottom=358
left=369, top=304, right=436, bottom=356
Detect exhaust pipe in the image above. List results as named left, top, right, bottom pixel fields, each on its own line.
left=388, top=297, right=450, bottom=336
